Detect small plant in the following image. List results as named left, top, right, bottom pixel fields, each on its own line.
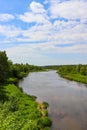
left=42, top=102, right=49, bottom=109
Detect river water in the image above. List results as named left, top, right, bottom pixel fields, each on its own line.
left=19, top=71, right=87, bottom=130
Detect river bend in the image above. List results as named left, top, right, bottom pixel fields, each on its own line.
left=19, top=71, right=87, bottom=130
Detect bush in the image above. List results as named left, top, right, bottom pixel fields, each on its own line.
left=42, top=102, right=49, bottom=109
left=37, top=117, right=52, bottom=129
left=7, top=77, right=18, bottom=84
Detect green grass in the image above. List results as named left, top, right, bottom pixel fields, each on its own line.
left=0, top=84, right=52, bottom=130
left=59, top=73, right=87, bottom=84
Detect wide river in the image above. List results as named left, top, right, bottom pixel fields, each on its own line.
left=19, top=71, right=87, bottom=130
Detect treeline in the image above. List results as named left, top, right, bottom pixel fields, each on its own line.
left=58, top=64, right=87, bottom=75
left=8, top=62, right=44, bottom=84
left=44, top=65, right=59, bottom=70
left=44, top=64, right=87, bottom=84
left=57, top=64, right=87, bottom=84
left=0, top=51, right=44, bottom=84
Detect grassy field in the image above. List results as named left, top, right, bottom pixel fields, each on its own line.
left=59, top=73, right=87, bottom=84
left=0, top=84, right=52, bottom=130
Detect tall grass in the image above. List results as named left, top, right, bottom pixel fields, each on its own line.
left=0, top=84, right=52, bottom=130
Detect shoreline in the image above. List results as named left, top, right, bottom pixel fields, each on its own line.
left=0, top=70, right=52, bottom=129
left=58, top=72, right=87, bottom=84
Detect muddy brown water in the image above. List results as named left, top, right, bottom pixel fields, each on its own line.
left=19, top=71, right=87, bottom=130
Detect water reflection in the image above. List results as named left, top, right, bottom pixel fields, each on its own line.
left=19, top=71, right=87, bottom=130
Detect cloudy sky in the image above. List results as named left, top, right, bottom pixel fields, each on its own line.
left=0, top=0, right=87, bottom=65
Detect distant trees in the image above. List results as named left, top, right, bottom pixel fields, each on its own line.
left=58, top=64, right=87, bottom=76
left=9, top=63, right=44, bottom=80
left=0, top=51, right=44, bottom=84
left=0, top=51, right=9, bottom=83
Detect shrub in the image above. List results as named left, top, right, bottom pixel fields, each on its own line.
left=37, top=117, right=52, bottom=129
left=42, top=102, right=49, bottom=109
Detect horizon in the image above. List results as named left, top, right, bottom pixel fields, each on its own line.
left=0, top=0, right=87, bottom=65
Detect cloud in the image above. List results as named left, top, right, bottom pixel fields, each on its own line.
left=6, top=41, right=87, bottom=65
left=0, top=25, right=21, bottom=38
left=19, top=1, right=49, bottom=24
left=0, top=0, right=87, bottom=65
left=49, top=0, right=87, bottom=20
left=19, top=12, right=48, bottom=24
left=30, top=1, right=46, bottom=14
left=0, top=13, right=14, bottom=22
left=6, top=43, right=49, bottom=65
left=18, top=0, right=87, bottom=48
left=0, top=18, right=87, bottom=53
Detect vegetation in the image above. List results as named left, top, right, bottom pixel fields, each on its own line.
left=7, top=62, right=44, bottom=84
left=0, top=51, right=9, bottom=83
left=44, top=65, right=59, bottom=70
left=57, top=64, right=87, bottom=84
left=0, top=51, right=51, bottom=130
left=44, top=64, right=87, bottom=84
left=0, top=84, right=52, bottom=130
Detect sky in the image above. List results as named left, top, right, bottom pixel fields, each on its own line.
left=0, top=0, right=87, bottom=66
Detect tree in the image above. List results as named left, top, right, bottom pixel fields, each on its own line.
left=76, top=64, right=81, bottom=73
left=80, top=66, right=86, bottom=75
left=0, top=51, right=9, bottom=83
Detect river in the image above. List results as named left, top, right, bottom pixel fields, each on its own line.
left=19, top=71, right=87, bottom=130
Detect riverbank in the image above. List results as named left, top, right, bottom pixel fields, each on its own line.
left=58, top=72, right=87, bottom=84
left=0, top=83, right=52, bottom=130
left=0, top=51, right=52, bottom=129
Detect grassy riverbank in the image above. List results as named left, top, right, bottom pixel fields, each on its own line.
left=0, top=84, right=52, bottom=130
left=59, top=73, right=87, bottom=84
left=0, top=51, right=51, bottom=130
left=57, top=65, right=87, bottom=84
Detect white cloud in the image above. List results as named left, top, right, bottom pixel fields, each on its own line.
left=53, top=20, right=79, bottom=31
left=30, top=1, right=46, bottom=14
left=0, top=0, right=87, bottom=65
left=6, top=41, right=87, bottom=65
left=19, top=12, right=48, bottom=24
left=50, top=1, right=87, bottom=20
left=0, top=13, right=14, bottom=22
left=18, top=0, right=87, bottom=47
left=6, top=44, right=48, bottom=65
left=20, top=22, right=52, bottom=42
left=52, top=22, right=87, bottom=43
left=44, top=0, right=58, bottom=4
left=0, top=25, right=21, bottom=37
left=19, top=1, right=49, bottom=24
left=0, top=18, right=87, bottom=53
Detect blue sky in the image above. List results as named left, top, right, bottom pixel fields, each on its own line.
left=0, top=0, right=87, bottom=65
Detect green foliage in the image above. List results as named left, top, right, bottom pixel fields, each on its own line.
left=0, top=51, right=51, bottom=129
left=0, top=51, right=9, bottom=83
left=57, top=64, right=87, bottom=84
left=9, top=63, right=45, bottom=81
left=7, top=95, right=19, bottom=112
left=0, top=85, right=8, bottom=103
left=63, top=74, right=87, bottom=84
left=7, top=78, right=18, bottom=84
left=43, top=110, right=48, bottom=116
left=37, top=117, right=52, bottom=129
left=0, top=51, right=45, bottom=84
left=42, top=102, right=49, bottom=109
left=0, top=84, right=51, bottom=130
left=80, top=66, right=86, bottom=75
